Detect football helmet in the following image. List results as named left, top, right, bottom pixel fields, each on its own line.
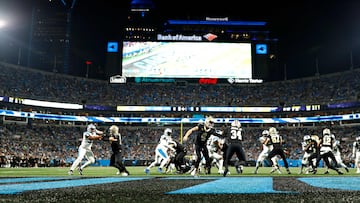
left=323, top=128, right=331, bottom=135
left=164, top=128, right=172, bottom=136
left=356, top=136, right=360, bottom=143
left=303, top=135, right=311, bottom=142
left=269, top=127, right=278, bottom=135
left=262, top=130, right=269, bottom=136
left=231, top=120, right=241, bottom=128
left=204, top=116, right=215, bottom=131
left=87, top=124, right=96, bottom=132
left=109, top=125, right=119, bottom=135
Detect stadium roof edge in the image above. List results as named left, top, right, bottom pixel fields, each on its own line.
left=167, top=20, right=267, bottom=26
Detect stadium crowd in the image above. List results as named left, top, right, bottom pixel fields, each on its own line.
left=0, top=62, right=360, bottom=171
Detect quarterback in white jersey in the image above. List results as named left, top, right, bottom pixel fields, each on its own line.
left=145, top=128, right=174, bottom=174
left=68, top=124, right=103, bottom=175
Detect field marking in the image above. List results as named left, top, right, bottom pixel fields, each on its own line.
left=0, top=177, right=65, bottom=184
left=298, top=177, right=360, bottom=191
left=0, top=177, right=148, bottom=194
left=166, top=177, right=296, bottom=194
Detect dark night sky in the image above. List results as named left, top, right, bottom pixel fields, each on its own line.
left=2, top=0, right=360, bottom=80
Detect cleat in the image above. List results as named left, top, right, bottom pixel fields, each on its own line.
left=121, top=172, right=129, bottom=176
left=223, top=168, right=229, bottom=177
left=144, top=168, right=150, bottom=175
left=254, top=170, right=258, bottom=174
left=157, top=168, right=163, bottom=173
left=116, top=171, right=120, bottom=175
left=77, top=167, right=83, bottom=175
left=236, top=166, right=243, bottom=174
left=68, top=170, right=73, bottom=175
left=337, top=170, right=344, bottom=175
left=324, top=171, right=329, bottom=174
left=218, top=169, right=224, bottom=174
left=345, top=168, right=349, bottom=173
left=286, top=168, right=291, bottom=174
left=192, top=168, right=200, bottom=177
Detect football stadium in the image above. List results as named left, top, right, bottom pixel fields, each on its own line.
left=1, top=0, right=360, bottom=202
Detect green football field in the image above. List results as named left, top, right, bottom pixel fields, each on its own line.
left=0, top=166, right=356, bottom=177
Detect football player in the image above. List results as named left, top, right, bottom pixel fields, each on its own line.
left=68, top=123, right=103, bottom=175
left=206, top=134, right=225, bottom=174
left=313, top=128, right=343, bottom=175
left=254, top=129, right=276, bottom=174
left=352, top=136, right=360, bottom=173
left=324, top=139, right=349, bottom=174
left=222, top=120, right=246, bottom=177
left=266, top=127, right=291, bottom=174
left=183, top=116, right=222, bottom=177
left=145, top=128, right=174, bottom=175
left=299, top=135, right=317, bottom=174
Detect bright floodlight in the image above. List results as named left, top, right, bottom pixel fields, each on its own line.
left=0, top=20, right=6, bottom=29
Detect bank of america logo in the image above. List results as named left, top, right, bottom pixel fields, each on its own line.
left=203, top=33, right=217, bottom=41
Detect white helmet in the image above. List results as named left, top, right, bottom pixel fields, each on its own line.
left=323, top=128, right=331, bottom=135
left=303, top=135, right=311, bottom=142
left=269, top=127, right=278, bottom=135
left=231, top=120, right=241, bottom=128
left=87, top=124, right=96, bottom=132
left=164, top=128, right=172, bottom=136
left=356, top=136, right=360, bottom=142
left=262, top=130, right=269, bottom=136
left=204, top=116, right=215, bottom=131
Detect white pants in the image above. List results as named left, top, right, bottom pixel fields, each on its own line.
left=70, top=146, right=95, bottom=171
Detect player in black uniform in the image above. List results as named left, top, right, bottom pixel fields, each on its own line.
left=167, top=138, right=191, bottom=174
left=222, top=120, right=246, bottom=177
left=104, top=125, right=130, bottom=176
left=266, top=127, right=291, bottom=174
left=183, top=116, right=222, bottom=177
left=312, top=128, right=343, bottom=175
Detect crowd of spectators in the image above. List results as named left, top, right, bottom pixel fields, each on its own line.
left=0, top=62, right=360, bottom=108
left=0, top=62, right=360, bottom=168
left=0, top=122, right=359, bottom=168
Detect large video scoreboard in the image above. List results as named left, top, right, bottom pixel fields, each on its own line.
left=108, top=17, right=279, bottom=84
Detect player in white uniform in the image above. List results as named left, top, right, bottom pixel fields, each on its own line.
left=68, top=123, right=103, bottom=175
left=254, top=130, right=274, bottom=174
left=206, top=134, right=225, bottom=174
left=299, top=135, right=317, bottom=174
left=352, top=136, right=360, bottom=173
left=145, top=128, right=174, bottom=174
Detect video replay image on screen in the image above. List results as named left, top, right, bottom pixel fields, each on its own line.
left=122, top=41, right=252, bottom=79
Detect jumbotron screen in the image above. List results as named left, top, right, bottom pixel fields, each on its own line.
left=121, top=41, right=252, bottom=79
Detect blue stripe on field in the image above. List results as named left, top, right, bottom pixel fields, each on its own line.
left=0, top=177, right=147, bottom=194
left=167, top=177, right=297, bottom=194
left=0, top=177, right=64, bottom=183
left=298, top=177, right=360, bottom=191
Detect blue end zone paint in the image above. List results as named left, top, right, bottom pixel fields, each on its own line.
left=163, top=176, right=219, bottom=180
left=0, top=177, right=148, bottom=194
left=0, top=177, right=64, bottom=183
left=167, top=177, right=297, bottom=194
left=298, top=177, right=360, bottom=191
